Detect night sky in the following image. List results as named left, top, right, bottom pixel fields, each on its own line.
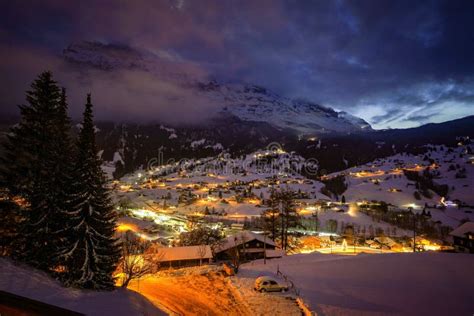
left=1, top=0, right=474, bottom=128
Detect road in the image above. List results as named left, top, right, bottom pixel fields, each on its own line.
left=128, top=270, right=252, bottom=316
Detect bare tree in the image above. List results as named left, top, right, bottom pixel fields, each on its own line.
left=178, top=226, right=224, bottom=251
left=239, top=233, right=249, bottom=262
left=118, top=231, right=163, bottom=288
left=197, top=244, right=209, bottom=266
left=228, top=240, right=241, bottom=272
left=227, top=233, right=248, bottom=272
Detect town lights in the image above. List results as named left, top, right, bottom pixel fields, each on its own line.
left=403, top=203, right=420, bottom=210
left=116, top=223, right=138, bottom=232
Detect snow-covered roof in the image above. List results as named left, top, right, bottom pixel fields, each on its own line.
left=157, top=245, right=213, bottom=261
left=374, top=237, right=399, bottom=247
left=450, top=222, right=474, bottom=238
left=215, top=231, right=276, bottom=253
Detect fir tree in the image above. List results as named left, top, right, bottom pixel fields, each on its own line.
left=53, top=88, right=82, bottom=278
left=0, top=72, right=70, bottom=271
left=261, top=188, right=280, bottom=240
left=278, top=188, right=299, bottom=250
left=0, top=196, right=24, bottom=256
left=64, top=94, right=120, bottom=290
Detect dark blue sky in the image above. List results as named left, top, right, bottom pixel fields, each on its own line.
left=1, top=0, right=473, bottom=128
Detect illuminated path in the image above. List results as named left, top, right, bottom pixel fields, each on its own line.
left=128, top=271, right=252, bottom=316
left=314, top=246, right=396, bottom=255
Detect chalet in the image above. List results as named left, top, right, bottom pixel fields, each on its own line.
left=372, top=236, right=403, bottom=251
left=450, top=222, right=474, bottom=253
left=157, top=245, right=213, bottom=268
left=230, top=223, right=245, bottom=231
left=214, top=231, right=283, bottom=261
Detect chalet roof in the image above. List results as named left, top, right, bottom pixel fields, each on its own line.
left=215, top=231, right=276, bottom=253
left=450, top=222, right=474, bottom=238
left=157, top=245, right=213, bottom=262
left=374, top=236, right=398, bottom=247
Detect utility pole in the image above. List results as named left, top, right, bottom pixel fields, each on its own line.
left=353, top=232, right=356, bottom=254
left=413, top=212, right=417, bottom=252
left=280, top=200, right=285, bottom=251
left=264, top=232, right=267, bottom=265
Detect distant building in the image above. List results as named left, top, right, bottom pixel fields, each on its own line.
left=372, top=236, right=403, bottom=251
left=214, top=231, right=282, bottom=261
left=230, top=223, right=245, bottom=231
left=157, top=245, right=213, bottom=268
left=450, top=222, right=474, bottom=253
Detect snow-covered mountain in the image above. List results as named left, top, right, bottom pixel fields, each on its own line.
left=63, top=41, right=371, bottom=134
left=201, top=82, right=372, bottom=134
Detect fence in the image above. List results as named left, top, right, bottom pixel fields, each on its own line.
left=276, top=264, right=315, bottom=315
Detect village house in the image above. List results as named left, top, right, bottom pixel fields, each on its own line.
left=230, top=223, right=245, bottom=231
left=157, top=245, right=213, bottom=268
left=368, top=236, right=403, bottom=251
left=214, top=231, right=283, bottom=261
left=450, top=222, right=474, bottom=253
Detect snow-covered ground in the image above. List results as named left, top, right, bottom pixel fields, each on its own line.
left=239, top=252, right=474, bottom=316
left=332, top=145, right=474, bottom=206
left=0, top=259, right=165, bottom=315
left=127, top=267, right=252, bottom=316
left=327, top=144, right=474, bottom=228
left=230, top=272, right=307, bottom=316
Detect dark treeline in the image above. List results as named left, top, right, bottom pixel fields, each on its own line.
left=359, top=202, right=452, bottom=240
left=404, top=169, right=449, bottom=199
left=0, top=72, right=120, bottom=290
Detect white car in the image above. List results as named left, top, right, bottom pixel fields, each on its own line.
left=254, top=276, right=288, bottom=293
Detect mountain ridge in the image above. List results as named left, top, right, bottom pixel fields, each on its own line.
left=62, top=41, right=372, bottom=135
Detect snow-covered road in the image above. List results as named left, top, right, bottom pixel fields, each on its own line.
left=128, top=270, right=252, bottom=315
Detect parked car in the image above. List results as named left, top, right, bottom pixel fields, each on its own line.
left=254, top=276, right=288, bottom=292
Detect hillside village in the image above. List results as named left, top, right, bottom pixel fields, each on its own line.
left=110, top=141, right=474, bottom=261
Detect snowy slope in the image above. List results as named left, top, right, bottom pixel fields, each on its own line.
left=327, top=144, right=474, bottom=227
left=0, top=259, right=165, bottom=315
left=113, top=147, right=418, bottom=245
left=239, top=252, right=474, bottom=316
left=216, top=88, right=372, bottom=134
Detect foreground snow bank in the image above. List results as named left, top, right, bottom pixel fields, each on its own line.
left=0, top=259, right=164, bottom=315
left=240, top=252, right=474, bottom=315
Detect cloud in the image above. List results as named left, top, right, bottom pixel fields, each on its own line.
left=0, top=39, right=220, bottom=124
left=1, top=0, right=474, bottom=128
left=403, top=113, right=437, bottom=123
left=370, top=108, right=406, bottom=125
left=72, top=69, right=220, bottom=124
left=356, top=80, right=474, bottom=128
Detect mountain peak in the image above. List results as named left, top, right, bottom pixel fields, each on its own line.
left=62, top=41, right=372, bottom=134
